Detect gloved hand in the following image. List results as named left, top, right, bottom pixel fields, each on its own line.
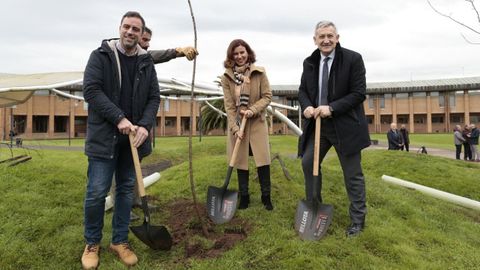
left=175, top=46, right=198, bottom=60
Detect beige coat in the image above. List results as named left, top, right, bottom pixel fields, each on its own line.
left=222, top=64, right=272, bottom=170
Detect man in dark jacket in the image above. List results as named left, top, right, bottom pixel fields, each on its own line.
left=399, top=124, right=410, bottom=151
left=469, top=124, right=479, bottom=161
left=110, top=25, right=198, bottom=214
left=140, top=26, right=197, bottom=62
left=81, top=11, right=160, bottom=269
left=298, top=21, right=370, bottom=237
left=387, top=122, right=403, bottom=150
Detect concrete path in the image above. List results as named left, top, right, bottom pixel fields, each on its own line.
left=369, top=142, right=461, bottom=160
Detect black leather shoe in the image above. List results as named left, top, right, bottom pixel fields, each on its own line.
left=346, top=223, right=364, bottom=237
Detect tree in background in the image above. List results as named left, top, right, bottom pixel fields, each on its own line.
left=427, top=0, right=480, bottom=44
left=200, top=99, right=227, bottom=134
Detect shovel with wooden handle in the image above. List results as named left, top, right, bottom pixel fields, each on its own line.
left=128, top=132, right=172, bottom=250
left=294, top=116, right=334, bottom=240
left=207, top=115, right=248, bottom=224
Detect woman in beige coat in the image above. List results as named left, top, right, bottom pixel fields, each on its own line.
left=221, top=39, right=273, bottom=210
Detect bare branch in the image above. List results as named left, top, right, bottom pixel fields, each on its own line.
left=465, top=0, right=480, bottom=24
left=427, top=0, right=480, bottom=35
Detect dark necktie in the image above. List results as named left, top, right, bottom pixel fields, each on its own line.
left=320, top=57, right=330, bottom=105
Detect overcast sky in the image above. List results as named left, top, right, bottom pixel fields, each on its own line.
left=1, top=0, right=479, bottom=85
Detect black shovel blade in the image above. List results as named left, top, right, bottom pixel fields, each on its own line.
left=130, top=221, right=173, bottom=250
left=207, top=186, right=238, bottom=224
left=294, top=200, right=333, bottom=241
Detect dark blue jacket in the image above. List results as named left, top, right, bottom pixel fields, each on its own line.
left=83, top=39, right=160, bottom=159
left=298, top=44, right=370, bottom=156
left=471, top=128, right=479, bottom=145
left=387, top=129, right=402, bottom=150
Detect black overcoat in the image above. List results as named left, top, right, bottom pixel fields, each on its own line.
left=298, top=43, right=370, bottom=157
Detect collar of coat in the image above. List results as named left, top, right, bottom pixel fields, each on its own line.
left=99, top=38, right=148, bottom=56
left=305, top=43, right=343, bottom=67
left=99, top=38, right=150, bottom=88
left=223, top=64, right=265, bottom=81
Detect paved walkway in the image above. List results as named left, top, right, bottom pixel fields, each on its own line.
left=369, top=142, right=460, bottom=160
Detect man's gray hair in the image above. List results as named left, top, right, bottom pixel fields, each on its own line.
left=315, top=21, right=337, bottom=34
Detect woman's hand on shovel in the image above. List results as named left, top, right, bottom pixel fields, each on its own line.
left=235, top=130, right=244, bottom=140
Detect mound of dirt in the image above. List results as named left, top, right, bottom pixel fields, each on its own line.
left=166, top=199, right=251, bottom=260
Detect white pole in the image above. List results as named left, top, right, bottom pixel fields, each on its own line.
left=382, top=175, right=480, bottom=211
left=104, top=172, right=161, bottom=211
left=267, top=106, right=302, bottom=136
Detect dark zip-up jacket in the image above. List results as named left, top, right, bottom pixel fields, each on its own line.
left=83, top=39, right=160, bottom=159
left=298, top=43, right=370, bottom=156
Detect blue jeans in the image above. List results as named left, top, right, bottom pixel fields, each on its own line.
left=83, top=136, right=135, bottom=244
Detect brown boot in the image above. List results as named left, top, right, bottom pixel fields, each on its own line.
left=109, top=243, right=138, bottom=266
left=81, top=244, right=100, bottom=270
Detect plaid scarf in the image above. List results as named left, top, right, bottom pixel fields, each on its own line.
left=233, top=64, right=251, bottom=107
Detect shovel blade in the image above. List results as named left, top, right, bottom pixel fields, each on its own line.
left=207, top=185, right=238, bottom=224
left=295, top=200, right=333, bottom=241
left=130, top=221, right=172, bottom=250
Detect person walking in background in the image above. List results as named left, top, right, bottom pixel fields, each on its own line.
left=453, top=125, right=465, bottom=160
left=297, top=21, right=370, bottom=237
left=387, top=122, right=403, bottom=150
left=221, top=39, right=274, bottom=211
left=81, top=11, right=160, bottom=269
left=399, top=124, right=410, bottom=152
left=469, top=124, right=479, bottom=161
left=462, top=124, right=472, bottom=161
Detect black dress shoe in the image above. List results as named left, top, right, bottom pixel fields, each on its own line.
left=346, top=223, right=364, bottom=237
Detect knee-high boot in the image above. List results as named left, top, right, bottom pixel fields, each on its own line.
left=237, top=169, right=250, bottom=209
left=258, top=165, right=273, bottom=210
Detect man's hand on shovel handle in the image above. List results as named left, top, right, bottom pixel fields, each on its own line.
left=117, top=118, right=135, bottom=135
left=132, top=126, right=149, bottom=148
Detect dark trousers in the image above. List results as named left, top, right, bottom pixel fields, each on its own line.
left=455, top=144, right=462, bottom=160
left=463, top=142, right=472, bottom=160
left=237, top=165, right=271, bottom=196
left=301, top=119, right=367, bottom=224
left=401, top=144, right=409, bottom=152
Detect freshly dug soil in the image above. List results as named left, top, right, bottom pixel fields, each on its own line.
left=139, top=161, right=251, bottom=260
left=166, top=199, right=251, bottom=259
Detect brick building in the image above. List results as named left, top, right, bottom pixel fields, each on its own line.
left=1, top=76, right=479, bottom=140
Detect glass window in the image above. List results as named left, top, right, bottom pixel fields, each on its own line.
left=438, top=93, right=445, bottom=107
left=449, top=94, right=456, bottom=107
left=367, top=95, right=374, bottom=109
left=432, top=115, right=444, bottom=123
left=413, top=92, right=426, bottom=97
left=33, top=116, right=48, bottom=133
left=163, top=99, right=170, bottom=112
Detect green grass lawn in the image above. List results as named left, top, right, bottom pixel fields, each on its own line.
left=0, top=136, right=479, bottom=269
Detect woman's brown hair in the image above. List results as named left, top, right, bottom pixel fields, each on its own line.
left=223, top=39, right=256, bottom=68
